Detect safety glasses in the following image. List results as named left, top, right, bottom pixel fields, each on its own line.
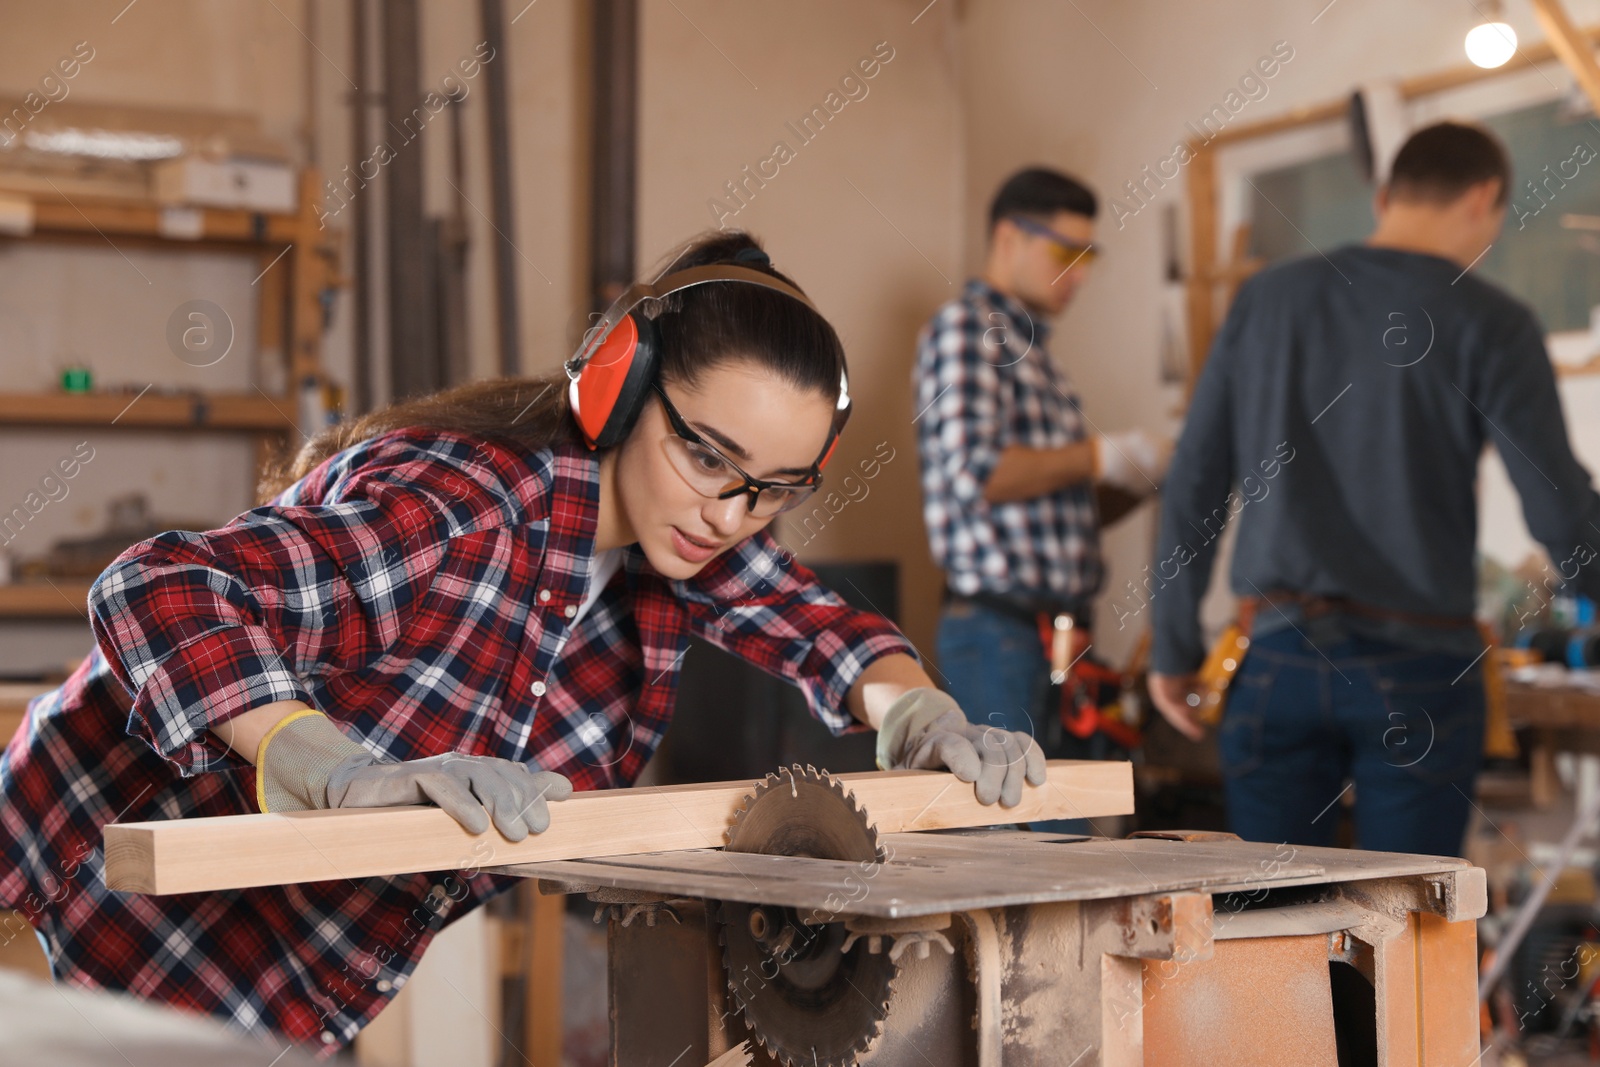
left=653, top=383, right=821, bottom=517
left=1008, top=215, right=1098, bottom=270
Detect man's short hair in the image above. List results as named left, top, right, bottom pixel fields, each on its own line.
left=988, top=167, right=1098, bottom=230
left=1386, top=122, right=1510, bottom=207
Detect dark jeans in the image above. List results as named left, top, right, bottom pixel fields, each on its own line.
left=1220, top=627, right=1486, bottom=858
left=936, top=600, right=1088, bottom=834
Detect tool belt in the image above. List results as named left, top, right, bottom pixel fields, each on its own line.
left=1195, top=591, right=1479, bottom=726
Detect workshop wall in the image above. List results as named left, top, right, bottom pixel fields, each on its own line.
left=638, top=0, right=964, bottom=655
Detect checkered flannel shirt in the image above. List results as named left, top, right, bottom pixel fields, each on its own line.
left=914, top=278, right=1103, bottom=600
left=0, top=429, right=913, bottom=1054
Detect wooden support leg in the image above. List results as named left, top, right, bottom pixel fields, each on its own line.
left=985, top=892, right=1213, bottom=1066
left=526, top=885, right=564, bottom=1067
left=1373, top=912, right=1478, bottom=1066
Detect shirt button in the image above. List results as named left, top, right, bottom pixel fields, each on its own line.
left=538, top=589, right=552, bottom=602
left=531, top=680, right=547, bottom=697
left=321, top=1031, right=337, bottom=1044
left=564, top=604, right=577, bottom=619
left=377, top=979, right=392, bottom=993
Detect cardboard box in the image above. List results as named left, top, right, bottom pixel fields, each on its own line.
left=153, top=155, right=296, bottom=213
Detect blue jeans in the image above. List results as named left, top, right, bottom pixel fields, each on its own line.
left=1220, top=627, right=1486, bottom=857
left=936, top=601, right=1087, bottom=835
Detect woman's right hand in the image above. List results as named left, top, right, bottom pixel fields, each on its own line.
left=327, top=753, right=572, bottom=840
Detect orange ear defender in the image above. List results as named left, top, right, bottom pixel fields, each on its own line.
left=564, top=261, right=851, bottom=464
left=567, top=310, right=662, bottom=450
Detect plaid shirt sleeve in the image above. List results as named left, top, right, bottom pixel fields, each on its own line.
left=87, top=433, right=522, bottom=776
left=673, top=530, right=918, bottom=735
left=916, top=303, right=1006, bottom=510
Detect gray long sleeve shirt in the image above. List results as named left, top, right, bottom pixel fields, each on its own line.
left=1147, top=244, right=1600, bottom=675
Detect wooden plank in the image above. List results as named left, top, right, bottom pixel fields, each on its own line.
left=1531, top=0, right=1600, bottom=117
left=103, top=760, right=1134, bottom=895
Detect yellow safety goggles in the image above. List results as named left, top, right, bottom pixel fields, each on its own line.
left=1009, top=215, right=1099, bottom=270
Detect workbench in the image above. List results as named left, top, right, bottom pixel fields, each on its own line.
left=1506, top=674, right=1600, bottom=807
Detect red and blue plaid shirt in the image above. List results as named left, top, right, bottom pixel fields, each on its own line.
left=0, top=429, right=913, bottom=1054
left=914, top=278, right=1103, bottom=601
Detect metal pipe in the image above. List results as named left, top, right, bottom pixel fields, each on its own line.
left=479, top=0, right=521, bottom=377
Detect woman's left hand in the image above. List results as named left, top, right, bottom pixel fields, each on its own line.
left=874, top=687, right=1046, bottom=807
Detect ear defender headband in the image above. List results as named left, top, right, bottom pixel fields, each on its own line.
left=564, top=255, right=852, bottom=469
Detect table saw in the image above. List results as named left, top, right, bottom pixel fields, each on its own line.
left=507, top=766, right=1484, bottom=1067
left=104, top=759, right=1483, bottom=1065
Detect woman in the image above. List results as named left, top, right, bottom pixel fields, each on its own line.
left=0, top=232, right=1043, bottom=1051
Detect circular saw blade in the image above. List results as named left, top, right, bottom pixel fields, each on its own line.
left=725, top=764, right=886, bottom=864
left=718, top=765, right=896, bottom=1067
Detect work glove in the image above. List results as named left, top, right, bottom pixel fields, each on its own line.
left=1094, top=430, right=1174, bottom=492
left=255, top=709, right=572, bottom=841
left=874, top=688, right=1046, bottom=808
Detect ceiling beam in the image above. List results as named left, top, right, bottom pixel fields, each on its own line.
left=1530, top=0, right=1600, bottom=116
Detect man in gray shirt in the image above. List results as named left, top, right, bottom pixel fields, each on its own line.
left=1147, top=122, right=1600, bottom=857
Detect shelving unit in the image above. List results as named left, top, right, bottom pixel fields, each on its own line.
left=0, top=583, right=94, bottom=620
left=0, top=168, right=336, bottom=626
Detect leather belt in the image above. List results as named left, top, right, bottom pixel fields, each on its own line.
left=944, top=587, right=1092, bottom=630
left=1239, top=591, right=1475, bottom=632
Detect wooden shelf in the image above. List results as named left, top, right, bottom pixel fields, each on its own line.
left=22, top=193, right=302, bottom=247
left=0, top=391, right=296, bottom=433
left=0, top=169, right=330, bottom=648
left=0, top=583, right=94, bottom=620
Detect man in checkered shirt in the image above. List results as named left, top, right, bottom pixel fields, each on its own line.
left=914, top=168, right=1171, bottom=779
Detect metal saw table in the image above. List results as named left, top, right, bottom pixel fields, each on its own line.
left=503, top=772, right=1485, bottom=1067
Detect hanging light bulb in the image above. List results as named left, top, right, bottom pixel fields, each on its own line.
left=1466, top=1, right=1517, bottom=69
